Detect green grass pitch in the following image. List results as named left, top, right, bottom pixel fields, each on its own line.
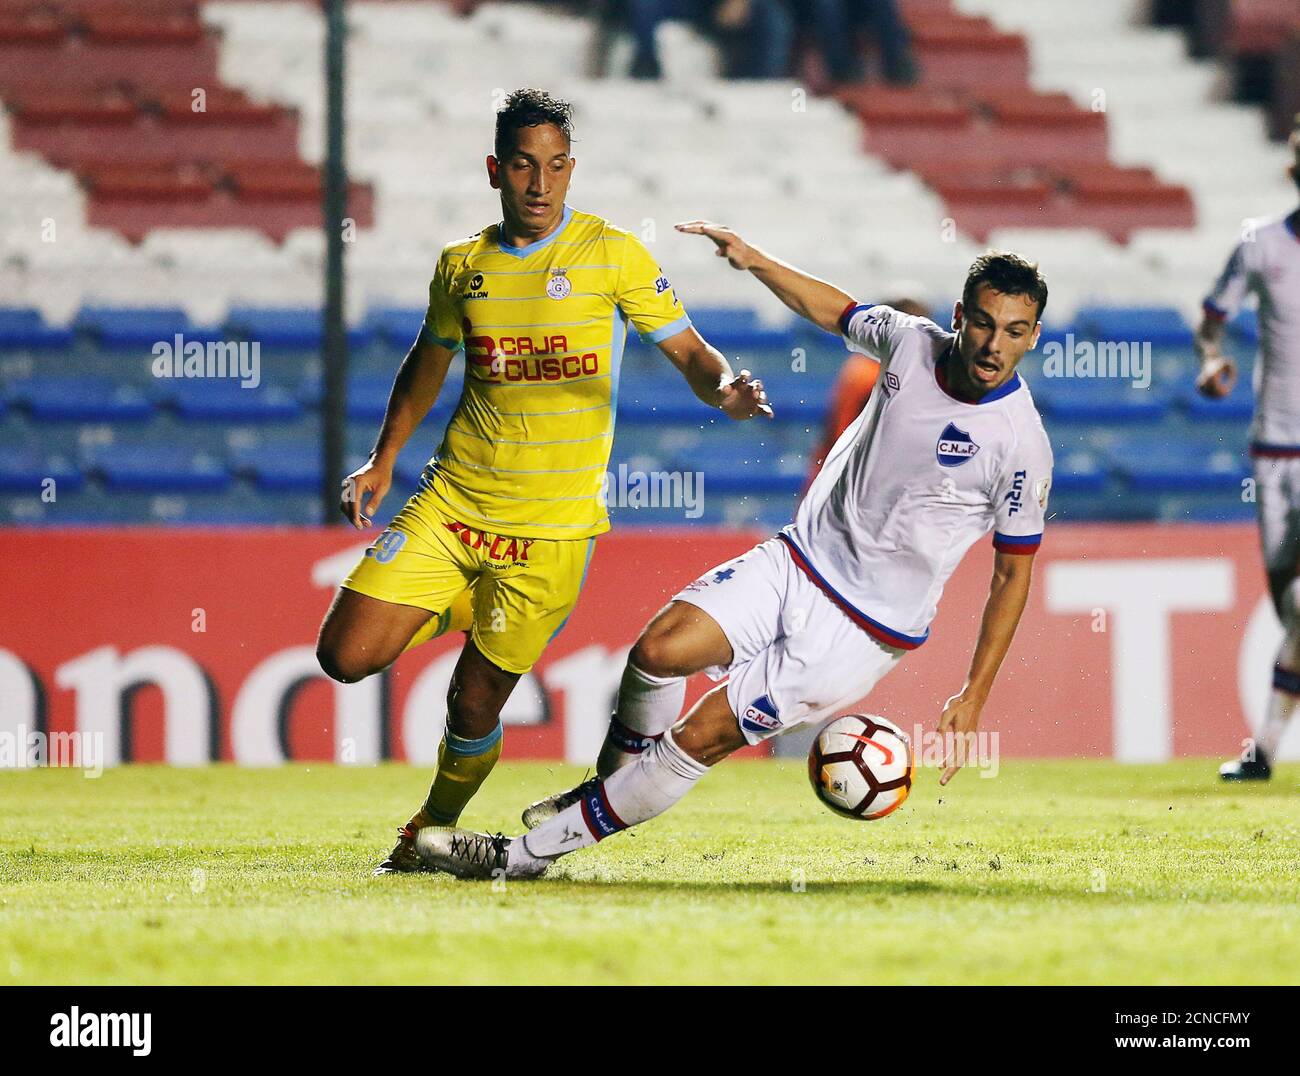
left=1, top=760, right=1296, bottom=985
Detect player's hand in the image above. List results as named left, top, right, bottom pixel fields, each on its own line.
left=675, top=220, right=759, bottom=271
left=340, top=456, right=392, bottom=529
left=1195, top=354, right=1237, bottom=398
left=718, top=369, right=773, bottom=420
left=937, top=689, right=984, bottom=786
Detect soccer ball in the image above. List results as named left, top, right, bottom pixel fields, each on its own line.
left=807, top=713, right=914, bottom=820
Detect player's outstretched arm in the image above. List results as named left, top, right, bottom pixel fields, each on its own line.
left=938, top=550, right=1035, bottom=785
left=340, top=334, right=454, bottom=529
left=656, top=325, right=772, bottom=420
left=675, top=220, right=855, bottom=335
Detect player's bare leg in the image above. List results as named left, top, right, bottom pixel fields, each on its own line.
left=521, top=600, right=732, bottom=827
left=317, top=587, right=517, bottom=873
left=417, top=683, right=747, bottom=879
left=1223, top=564, right=1298, bottom=780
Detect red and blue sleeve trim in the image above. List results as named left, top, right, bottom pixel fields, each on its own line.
left=993, top=531, right=1042, bottom=555
left=1250, top=441, right=1300, bottom=458
left=1201, top=298, right=1228, bottom=322
left=777, top=532, right=927, bottom=650
left=838, top=301, right=872, bottom=335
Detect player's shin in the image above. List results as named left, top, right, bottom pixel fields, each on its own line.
left=1259, top=582, right=1300, bottom=760
left=514, top=729, right=708, bottom=868
left=595, top=661, right=687, bottom=778
left=422, top=723, right=504, bottom=826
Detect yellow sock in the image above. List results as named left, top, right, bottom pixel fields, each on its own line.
left=422, top=723, right=503, bottom=826
left=401, top=588, right=474, bottom=653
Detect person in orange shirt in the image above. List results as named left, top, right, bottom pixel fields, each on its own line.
left=804, top=297, right=930, bottom=491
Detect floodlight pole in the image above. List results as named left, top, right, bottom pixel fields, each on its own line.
left=322, top=0, right=349, bottom=525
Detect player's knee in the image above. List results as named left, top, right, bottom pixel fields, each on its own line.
left=630, top=610, right=704, bottom=679
left=316, top=643, right=379, bottom=684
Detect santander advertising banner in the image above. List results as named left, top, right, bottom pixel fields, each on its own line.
left=1, top=524, right=1295, bottom=767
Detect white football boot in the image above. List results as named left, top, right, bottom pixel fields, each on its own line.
left=414, top=827, right=549, bottom=880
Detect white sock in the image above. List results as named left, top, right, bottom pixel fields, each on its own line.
left=521, top=729, right=708, bottom=861
left=595, top=661, right=687, bottom=778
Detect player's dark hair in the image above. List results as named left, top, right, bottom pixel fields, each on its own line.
left=963, top=251, right=1049, bottom=322
left=494, top=88, right=573, bottom=161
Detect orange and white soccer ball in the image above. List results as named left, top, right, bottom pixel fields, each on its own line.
left=807, top=714, right=914, bottom=820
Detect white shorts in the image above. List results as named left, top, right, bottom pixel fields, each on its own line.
left=1254, top=456, right=1300, bottom=575
left=673, top=537, right=905, bottom=745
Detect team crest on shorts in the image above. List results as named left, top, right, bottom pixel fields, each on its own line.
left=936, top=422, right=980, bottom=467
left=546, top=268, right=571, bottom=300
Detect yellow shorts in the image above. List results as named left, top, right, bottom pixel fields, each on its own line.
left=341, top=489, right=595, bottom=675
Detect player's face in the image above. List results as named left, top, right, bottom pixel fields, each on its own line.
left=950, top=285, right=1041, bottom=398
left=487, top=123, right=574, bottom=241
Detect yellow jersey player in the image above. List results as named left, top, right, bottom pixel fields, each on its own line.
left=315, top=89, right=772, bottom=874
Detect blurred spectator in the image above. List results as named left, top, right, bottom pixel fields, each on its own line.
left=622, top=0, right=795, bottom=79
left=803, top=297, right=930, bottom=491
left=793, top=0, right=918, bottom=85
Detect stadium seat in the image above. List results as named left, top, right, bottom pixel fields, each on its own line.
left=1108, top=435, right=1249, bottom=494
left=230, top=443, right=322, bottom=493
left=88, top=444, right=231, bottom=493
left=167, top=381, right=305, bottom=423
left=1181, top=381, right=1255, bottom=422
left=0, top=307, right=75, bottom=349
left=1033, top=378, right=1171, bottom=423
left=1074, top=306, right=1194, bottom=348
left=11, top=376, right=154, bottom=422
left=74, top=305, right=196, bottom=349
left=0, top=448, right=83, bottom=493
left=1046, top=448, right=1107, bottom=495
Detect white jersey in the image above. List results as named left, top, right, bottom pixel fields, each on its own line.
left=1204, top=211, right=1300, bottom=452
left=782, top=303, right=1053, bottom=650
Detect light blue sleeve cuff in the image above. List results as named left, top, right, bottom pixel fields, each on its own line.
left=419, top=323, right=461, bottom=351
left=638, top=313, right=692, bottom=345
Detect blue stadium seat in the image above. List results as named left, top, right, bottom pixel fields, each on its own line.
left=1108, top=435, right=1248, bottom=494
left=0, top=449, right=84, bottom=493
left=0, top=308, right=75, bottom=350
left=75, top=306, right=198, bottom=349
left=168, top=381, right=305, bottom=423
left=678, top=440, right=804, bottom=496
left=11, top=376, right=155, bottom=422
left=688, top=307, right=797, bottom=351
left=1074, top=305, right=1193, bottom=348
left=1180, top=381, right=1254, bottom=422
left=1177, top=499, right=1257, bottom=523
left=227, top=307, right=373, bottom=350
left=1032, top=378, right=1170, bottom=422
left=366, top=306, right=426, bottom=350
left=89, top=445, right=232, bottom=492
left=618, top=376, right=720, bottom=424
left=1049, top=448, right=1107, bottom=494
left=230, top=444, right=322, bottom=493
left=1035, top=322, right=1076, bottom=348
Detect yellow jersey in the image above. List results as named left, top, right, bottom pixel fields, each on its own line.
left=419, top=205, right=691, bottom=540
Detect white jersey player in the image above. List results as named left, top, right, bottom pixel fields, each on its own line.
left=414, top=225, right=1054, bottom=880
left=1199, top=123, right=1300, bottom=781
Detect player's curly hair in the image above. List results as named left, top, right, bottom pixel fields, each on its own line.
left=963, top=251, right=1049, bottom=322
left=494, top=88, right=574, bottom=161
